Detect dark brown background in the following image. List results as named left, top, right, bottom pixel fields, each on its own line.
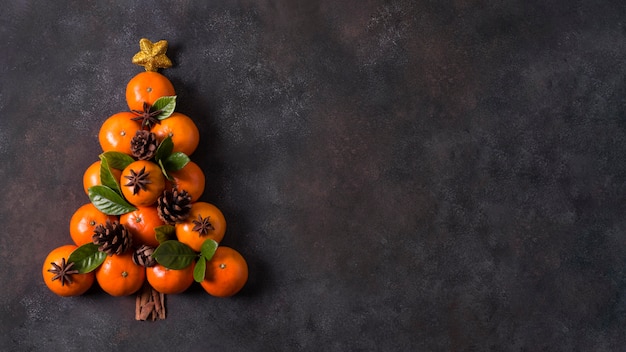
left=2, top=0, right=626, bottom=350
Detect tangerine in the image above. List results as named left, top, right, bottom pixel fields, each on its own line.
left=83, top=160, right=123, bottom=196
left=120, top=160, right=166, bottom=207
left=96, top=252, right=145, bottom=296
left=42, top=244, right=95, bottom=297
left=126, top=71, right=176, bottom=112
left=151, top=112, right=200, bottom=156
left=146, top=263, right=195, bottom=294
left=200, top=246, right=248, bottom=297
left=120, top=206, right=164, bottom=247
left=98, top=112, right=142, bottom=155
left=69, top=203, right=117, bottom=246
left=176, top=202, right=226, bottom=252
left=167, top=161, right=205, bottom=203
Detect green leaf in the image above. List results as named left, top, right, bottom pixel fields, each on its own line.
left=154, top=135, right=173, bottom=163
left=88, top=185, right=137, bottom=215
left=151, top=96, right=177, bottom=120
left=158, top=158, right=173, bottom=181
left=200, top=239, right=218, bottom=261
left=193, top=256, right=206, bottom=283
left=162, top=152, right=190, bottom=172
left=155, top=225, right=176, bottom=243
left=100, top=151, right=134, bottom=170
left=98, top=154, right=122, bottom=195
left=194, top=240, right=217, bottom=282
left=152, top=240, right=197, bottom=270
left=68, top=243, right=107, bottom=273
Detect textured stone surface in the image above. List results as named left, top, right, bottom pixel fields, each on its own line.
left=1, top=0, right=626, bottom=350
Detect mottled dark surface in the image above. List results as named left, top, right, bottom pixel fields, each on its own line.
left=1, top=0, right=626, bottom=350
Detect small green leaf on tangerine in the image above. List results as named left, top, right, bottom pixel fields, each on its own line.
left=200, top=239, right=218, bottom=262
left=162, top=152, right=189, bottom=172
left=98, top=154, right=122, bottom=195
left=193, top=256, right=207, bottom=283
left=154, top=135, right=173, bottom=163
left=88, top=185, right=137, bottom=215
left=100, top=151, right=134, bottom=170
left=151, top=96, right=176, bottom=120
left=158, top=158, right=173, bottom=181
left=152, top=240, right=197, bottom=270
left=68, top=243, right=107, bottom=273
left=155, top=225, right=176, bottom=243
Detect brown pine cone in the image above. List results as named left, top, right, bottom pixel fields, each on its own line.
left=92, top=220, right=132, bottom=256
left=132, top=245, right=157, bottom=267
left=130, top=130, right=158, bottom=160
left=157, top=188, right=192, bottom=225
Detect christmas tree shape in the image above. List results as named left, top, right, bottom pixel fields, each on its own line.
left=42, top=39, right=248, bottom=321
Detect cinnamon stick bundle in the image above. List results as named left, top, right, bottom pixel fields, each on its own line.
left=135, top=284, right=166, bottom=321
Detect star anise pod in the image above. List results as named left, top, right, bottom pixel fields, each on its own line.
left=124, top=166, right=152, bottom=195
left=192, top=214, right=214, bottom=236
left=131, top=101, right=163, bottom=130
left=48, top=258, right=79, bottom=286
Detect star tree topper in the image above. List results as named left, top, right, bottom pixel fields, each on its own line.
left=132, top=38, right=173, bottom=71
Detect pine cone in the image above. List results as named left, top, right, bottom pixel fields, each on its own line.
left=92, top=220, right=132, bottom=255
left=157, top=188, right=192, bottom=225
left=132, top=245, right=157, bottom=267
left=131, top=130, right=158, bottom=160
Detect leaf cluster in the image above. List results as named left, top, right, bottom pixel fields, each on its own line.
left=69, top=237, right=218, bottom=284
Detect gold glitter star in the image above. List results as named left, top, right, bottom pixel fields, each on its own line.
left=132, top=38, right=173, bottom=72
